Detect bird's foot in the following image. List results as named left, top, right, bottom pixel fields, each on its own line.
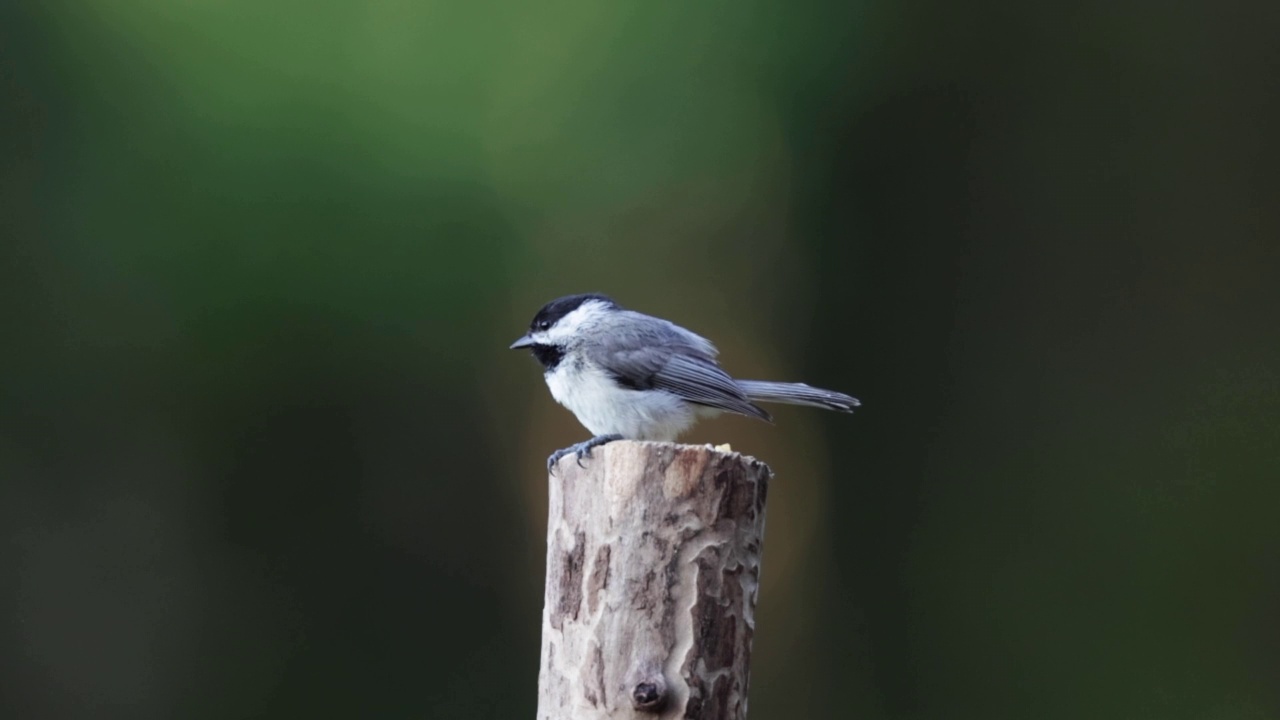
left=547, top=434, right=624, bottom=474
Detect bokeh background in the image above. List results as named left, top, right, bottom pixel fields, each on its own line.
left=3, top=1, right=1278, bottom=718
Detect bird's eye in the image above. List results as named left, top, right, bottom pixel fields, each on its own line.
left=538, top=320, right=550, bottom=330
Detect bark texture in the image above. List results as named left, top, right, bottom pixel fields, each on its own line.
left=537, top=441, right=772, bottom=720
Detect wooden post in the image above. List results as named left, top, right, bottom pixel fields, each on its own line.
left=537, top=440, right=773, bottom=719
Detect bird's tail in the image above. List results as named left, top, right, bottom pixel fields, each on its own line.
left=738, top=380, right=861, bottom=413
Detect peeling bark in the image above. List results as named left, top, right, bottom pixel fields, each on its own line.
left=537, top=441, right=772, bottom=720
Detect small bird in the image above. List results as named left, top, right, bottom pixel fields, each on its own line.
left=510, top=293, right=859, bottom=471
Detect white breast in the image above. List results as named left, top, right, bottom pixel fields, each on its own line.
left=544, top=359, right=705, bottom=441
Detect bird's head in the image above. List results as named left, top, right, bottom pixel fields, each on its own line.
left=509, top=293, right=619, bottom=368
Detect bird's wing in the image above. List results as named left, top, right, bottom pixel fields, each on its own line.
left=650, top=354, right=772, bottom=420
left=587, top=312, right=771, bottom=421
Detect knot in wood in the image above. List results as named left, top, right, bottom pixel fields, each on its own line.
left=631, top=675, right=668, bottom=712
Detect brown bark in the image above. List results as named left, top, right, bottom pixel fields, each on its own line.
left=537, top=441, right=772, bottom=719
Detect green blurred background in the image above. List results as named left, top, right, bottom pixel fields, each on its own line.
left=3, top=1, right=1278, bottom=718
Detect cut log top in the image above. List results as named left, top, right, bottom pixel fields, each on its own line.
left=538, top=441, right=772, bottom=720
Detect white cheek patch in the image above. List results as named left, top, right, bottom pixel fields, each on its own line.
left=545, top=301, right=608, bottom=343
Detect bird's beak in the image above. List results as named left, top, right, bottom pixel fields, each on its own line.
left=509, top=334, right=535, bottom=350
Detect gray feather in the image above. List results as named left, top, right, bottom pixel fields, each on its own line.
left=651, top=356, right=771, bottom=420
left=585, top=311, right=771, bottom=421
left=737, top=380, right=861, bottom=413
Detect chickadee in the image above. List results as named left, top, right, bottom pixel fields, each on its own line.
left=510, top=293, right=859, bottom=471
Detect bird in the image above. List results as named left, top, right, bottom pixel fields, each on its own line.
left=510, top=293, right=860, bottom=472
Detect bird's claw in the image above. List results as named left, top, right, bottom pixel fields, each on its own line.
left=547, top=434, right=624, bottom=475
left=546, top=448, right=571, bottom=474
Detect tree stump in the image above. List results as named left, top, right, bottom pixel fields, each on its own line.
left=537, top=440, right=772, bottom=719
